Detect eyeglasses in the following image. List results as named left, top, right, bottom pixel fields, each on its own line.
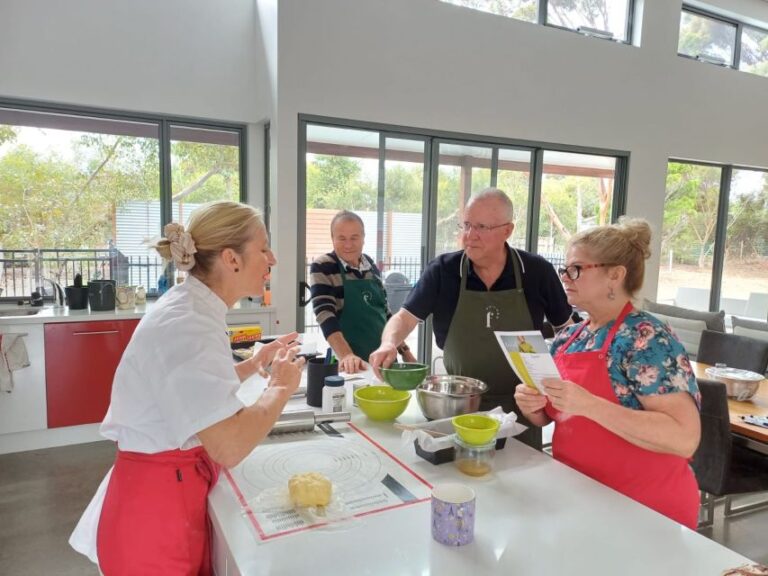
left=457, top=221, right=511, bottom=234
left=557, top=263, right=612, bottom=280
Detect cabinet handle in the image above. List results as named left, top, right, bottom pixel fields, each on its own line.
left=73, top=330, right=120, bottom=336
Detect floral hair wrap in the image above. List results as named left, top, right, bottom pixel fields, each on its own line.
left=164, top=223, right=197, bottom=271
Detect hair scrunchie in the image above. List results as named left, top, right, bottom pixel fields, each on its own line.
left=164, top=222, right=197, bottom=271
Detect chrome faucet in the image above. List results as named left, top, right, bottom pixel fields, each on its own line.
left=41, top=278, right=65, bottom=308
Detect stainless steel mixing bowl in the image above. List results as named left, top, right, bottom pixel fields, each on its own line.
left=415, top=375, right=488, bottom=420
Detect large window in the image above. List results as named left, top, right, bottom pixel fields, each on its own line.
left=440, top=0, right=635, bottom=43
left=0, top=102, right=245, bottom=299
left=300, top=117, right=628, bottom=361
left=658, top=161, right=768, bottom=321
left=678, top=5, right=768, bottom=78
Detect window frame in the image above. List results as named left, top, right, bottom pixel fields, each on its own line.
left=441, top=0, right=637, bottom=45
left=0, top=97, right=249, bottom=225
left=677, top=4, right=768, bottom=74
left=543, top=0, right=636, bottom=44
left=663, top=158, right=768, bottom=312
left=0, top=97, right=248, bottom=301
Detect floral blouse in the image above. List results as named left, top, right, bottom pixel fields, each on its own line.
left=550, top=309, right=701, bottom=410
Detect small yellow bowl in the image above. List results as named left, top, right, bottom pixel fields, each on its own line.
left=354, top=385, right=411, bottom=421
left=452, top=414, right=500, bottom=445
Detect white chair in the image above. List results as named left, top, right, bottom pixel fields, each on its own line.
left=743, top=292, right=768, bottom=321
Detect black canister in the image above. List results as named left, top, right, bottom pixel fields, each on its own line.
left=88, top=280, right=116, bottom=311
left=306, top=357, right=339, bottom=408
left=65, top=286, right=89, bottom=310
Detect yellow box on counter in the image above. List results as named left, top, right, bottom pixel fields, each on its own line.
left=228, top=325, right=263, bottom=344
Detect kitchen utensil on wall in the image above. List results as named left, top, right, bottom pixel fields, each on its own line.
left=268, top=410, right=350, bottom=435
left=88, top=280, right=116, bottom=311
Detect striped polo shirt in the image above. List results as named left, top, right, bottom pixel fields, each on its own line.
left=309, top=252, right=391, bottom=339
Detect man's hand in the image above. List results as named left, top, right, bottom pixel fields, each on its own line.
left=339, top=353, right=366, bottom=374
left=369, top=343, right=398, bottom=380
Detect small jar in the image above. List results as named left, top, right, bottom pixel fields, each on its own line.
left=322, top=375, right=346, bottom=413
left=454, top=437, right=496, bottom=477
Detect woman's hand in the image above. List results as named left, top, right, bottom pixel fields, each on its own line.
left=339, top=353, right=366, bottom=374
left=542, top=377, right=597, bottom=417
left=251, top=331, right=299, bottom=377
left=268, top=347, right=305, bottom=395
left=514, top=383, right=548, bottom=417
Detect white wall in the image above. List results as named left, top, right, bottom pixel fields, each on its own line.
left=0, top=0, right=274, bottom=204
left=269, top=0, right=768, bottom=328
left=2, top=0, right=768, bottom=330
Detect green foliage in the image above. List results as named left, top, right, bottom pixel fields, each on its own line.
left=0, top=126, right=239, bottom=250
left=306, top=155, right=377, bottom=210
left=678, top=11, right=734, bottom=61
left=662, top=162, right=721, bottom=266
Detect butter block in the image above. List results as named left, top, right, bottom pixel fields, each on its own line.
left=288, top=472, right=332, bottom=507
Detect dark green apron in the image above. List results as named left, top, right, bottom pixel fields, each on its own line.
left=338, top=258, right=388, bottom=360
left=443, top=250, right=542, bottom=449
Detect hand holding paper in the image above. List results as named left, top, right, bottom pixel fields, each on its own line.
left=494, top=331, right=561, bottom=395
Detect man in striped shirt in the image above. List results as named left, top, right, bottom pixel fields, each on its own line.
left=310, top=211, right=416, bottom=373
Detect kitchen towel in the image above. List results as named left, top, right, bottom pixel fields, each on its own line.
left=0, top=333, right=30, bottom=393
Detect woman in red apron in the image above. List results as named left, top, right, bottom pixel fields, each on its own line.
left=71, top=202, right=305, bottom=575
left=515, top=218, right=701, bottom=529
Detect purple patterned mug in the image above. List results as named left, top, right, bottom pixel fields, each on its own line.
left=431, top=483, right=476, bottom=546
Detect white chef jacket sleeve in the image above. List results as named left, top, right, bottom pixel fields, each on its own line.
left=152, top=319, right=245, bottom=448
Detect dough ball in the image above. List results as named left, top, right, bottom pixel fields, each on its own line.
left=288, top=472, right=332, bottom=507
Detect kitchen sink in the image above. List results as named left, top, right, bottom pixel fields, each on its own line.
left=0, top=308, right=42, bottom=317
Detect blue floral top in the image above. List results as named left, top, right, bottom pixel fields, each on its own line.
left=550, top=309, right=701, bottom=410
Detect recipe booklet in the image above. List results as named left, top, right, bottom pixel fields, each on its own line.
left=494, top=331, right=561, bottom=395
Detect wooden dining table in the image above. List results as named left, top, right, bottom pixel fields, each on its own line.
left=691, top=360, right=768, bottom=454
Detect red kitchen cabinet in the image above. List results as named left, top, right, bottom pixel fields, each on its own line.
left=45, top=319, right=139, bottom=428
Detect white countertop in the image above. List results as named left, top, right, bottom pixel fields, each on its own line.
left=0, top=300, right=275, bottom=325
left=208, top=371, right=752, bottom=576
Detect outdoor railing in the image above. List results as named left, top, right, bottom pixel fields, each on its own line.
left=0, top=248, right=164, bottom=300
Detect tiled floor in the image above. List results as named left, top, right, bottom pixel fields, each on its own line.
left=0, top=441, right=766, bottom=575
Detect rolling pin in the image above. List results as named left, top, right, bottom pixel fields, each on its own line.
left=269, top=410, right=351, bottom=435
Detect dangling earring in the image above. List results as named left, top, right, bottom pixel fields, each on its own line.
left=607, top=286, right=615, bottom=300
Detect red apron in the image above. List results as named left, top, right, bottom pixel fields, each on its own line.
left=545, top=302, right=700, bottom=529
left=97, top=446, right=221, bottom=575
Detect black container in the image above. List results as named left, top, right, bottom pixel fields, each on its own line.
left=65, top=286, right=89, bottom=310
left=88, top=280, right=116, bottom=311
left=306, top=357, right=339, bottom=408
left=414, top=437, right=507, bottom=465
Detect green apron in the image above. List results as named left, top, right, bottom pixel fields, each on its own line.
left=443, top=250, right=541, bottom=449
left=338, top=258, right=388, bottom=360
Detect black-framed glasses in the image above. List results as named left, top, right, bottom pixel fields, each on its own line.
left=557, top=263, right=612, bottom=280
left=457, top=221, right=511, bottom=234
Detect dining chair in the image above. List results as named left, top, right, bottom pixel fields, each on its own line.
left=696, top=330, right=768, bottom=374
left=691, top=380, right=768, bottom=528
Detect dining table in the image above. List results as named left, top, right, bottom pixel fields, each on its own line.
left=690, top=360, right=768, bottom=455
left=206, top=364, right=755, bottom=576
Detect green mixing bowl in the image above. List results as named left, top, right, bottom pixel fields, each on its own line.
left=452, top=414, right=500, bottom=445
left=354, top=385, right=411, bottom=421
left=380, top=362, right=429, bottom=390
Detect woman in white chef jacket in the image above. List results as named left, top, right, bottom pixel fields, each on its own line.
left=70, top=201, right=304, bottom=575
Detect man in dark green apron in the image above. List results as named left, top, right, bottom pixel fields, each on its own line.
left=370, top=189, right=572, bottom=449
left=309, top=211, right=416, bottom=374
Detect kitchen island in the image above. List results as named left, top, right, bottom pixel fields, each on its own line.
left=209, top=373, right=753, bottom=576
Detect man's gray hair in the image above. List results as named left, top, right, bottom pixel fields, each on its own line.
left=466, top=188, right=514, bottom=221
left=330, top=210, right=365, bottom=237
